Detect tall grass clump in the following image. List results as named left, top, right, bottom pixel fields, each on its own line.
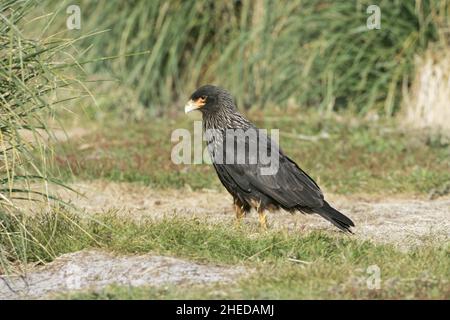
left=43, top=0, right=449, bottom=115
left=0, top=0, right=86, bottom=273
left=293, top=0, right=449, bottom=115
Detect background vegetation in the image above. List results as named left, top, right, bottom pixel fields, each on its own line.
left=0, top=0, right=87, bottom=273
left=39, top=0, right=450, bottom=116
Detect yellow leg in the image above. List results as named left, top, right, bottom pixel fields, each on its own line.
left=258, top=209, right=268, bottom=231
left=234, top=203, right=245, bottom=227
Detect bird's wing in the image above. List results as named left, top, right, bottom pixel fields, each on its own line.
left=212, top=131, right=324, bottom=209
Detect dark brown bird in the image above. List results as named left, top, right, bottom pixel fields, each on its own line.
left=185, top=85, right=354, bottom=232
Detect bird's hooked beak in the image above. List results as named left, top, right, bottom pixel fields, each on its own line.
left=184, top=97, right=206, bottom=113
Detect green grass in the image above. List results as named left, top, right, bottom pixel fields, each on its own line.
left=37, top=0, right=449, bottom=115
left=59, top=266, right=449, bottom=299
left=3, top=208, right=448, bottom=299
left=0, top=0, right=86, bottom=273
left=52, top=109, right=450, bottom=195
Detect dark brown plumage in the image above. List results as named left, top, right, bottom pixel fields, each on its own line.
left=185, top=85, right=355, bottom=232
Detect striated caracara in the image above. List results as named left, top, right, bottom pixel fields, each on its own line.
left=184, top=85, right=354, bottom=232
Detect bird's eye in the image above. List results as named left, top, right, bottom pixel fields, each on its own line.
left=200, top=95, right=207, bottom=101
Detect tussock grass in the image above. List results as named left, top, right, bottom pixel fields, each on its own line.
left=0, top=0, right=86, bottom=273
left=41, top=0, right=450, bottom=115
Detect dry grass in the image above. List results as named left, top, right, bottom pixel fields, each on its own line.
left=402, top=45, right=450, bottom=135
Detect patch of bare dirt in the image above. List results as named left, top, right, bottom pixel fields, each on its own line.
left=0, top=250, right=244, bottom=299
left=59, top=181, right=450, bottom=249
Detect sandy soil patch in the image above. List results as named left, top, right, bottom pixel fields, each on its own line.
left=0, top=250, right=244, bottom=299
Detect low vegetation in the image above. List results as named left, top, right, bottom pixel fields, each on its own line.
left=53, top=109, right=450, bottom=195
left=3, top=209, right=447, bottom=299
left=0, top=0, right=84, bottom=272
left=17, top=109, right=447, bottom=299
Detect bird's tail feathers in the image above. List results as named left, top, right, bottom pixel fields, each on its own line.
left=313, top=201, right=355, bottom=233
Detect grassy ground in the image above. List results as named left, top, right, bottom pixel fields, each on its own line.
left=52, top=108, right=450, bottom=195
left=4, top=209, right=449, bottom=299
left=3, top=0, right=449, bottom=300
left=2, top=109, right=448, bottom=299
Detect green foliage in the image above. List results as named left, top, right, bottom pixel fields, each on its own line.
left=0, top=208, right=92, bottom=270
left=0, top=0, right=84, bottom=272
left=44, top=0, right=449, bottom=114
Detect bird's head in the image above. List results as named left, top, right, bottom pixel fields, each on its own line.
left=185, top=85, right=235, bottom=114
